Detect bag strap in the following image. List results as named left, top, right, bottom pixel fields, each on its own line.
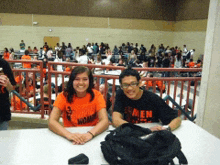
left=176, top=150, right=188, bottom=164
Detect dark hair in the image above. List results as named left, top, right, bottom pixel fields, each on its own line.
left=24, top=78, right=33, bottom=87
left=25, top=50, right=29, bottom=55
left=64, top=66, right=94, bottom=103
left=4, top=48, right=9, bottom=52
left=177, top=52, right=181, bottom=61
left=119, top=67, right=141, bottom=84
left=10, top=48, right=14, bottom=52
left=68, top=43, right=72, bottom=48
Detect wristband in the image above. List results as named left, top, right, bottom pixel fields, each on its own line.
left=163, top=125, right=171, bottom=131
left=87, top=131, right=95, bottom=138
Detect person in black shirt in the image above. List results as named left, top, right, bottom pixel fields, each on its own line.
left=147, top=53, right=156, bottom=67
left=0, top=59, right=16, bottom=130
left=162, top=53, right=171, bottom=77
left=112, top=67, right=181, bottom=132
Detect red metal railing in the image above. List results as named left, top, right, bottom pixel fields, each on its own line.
left=7, top=60, right=202, bottom=120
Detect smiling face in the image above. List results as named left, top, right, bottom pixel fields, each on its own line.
left=121, top=76, right=142, bottom=100
left=73, top=72, right=89, bottom=97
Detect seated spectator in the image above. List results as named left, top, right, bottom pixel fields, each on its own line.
left=15, top=74, right=24, bottom=85
left=195, top=60, right=202, bottom=68
left=9, top=48, right=15, bottom=60
left=128, top=50, right=137, bottom=65
left=78, top=49, right=89, bottom=64
left=38, top=47, right=43, bottom=58
left=3, top=48, right=10, bottom=60
left=33, top=47, right=38, bottom=54
left=48, top=66, right=109, bottom=145
left=187, top=59, right=195, bottom=68
left=21, top=50, right=32, bottom=69
left=140, top=62, right=148, bottom=77
left=113, top=45, right=119, bottom=55
left=117, top=59, right=125, bottom=67
left=47, top=47, right=54, bottom=60
left=104, top=50, right=112, bottom=65
left=142, top=73, right=166, bottom=93
left=11, top=87, right=27, bottom=111
left=147, top=52, right=156, bottom=67
left=28, top=46, right=32, bottom=53
left=94, top=54, right=103, bottom=75
left=22, top=77, right=39, bottom=97
left=132, top=59, right=142, bottom=68
left=106, top=58, right=115, bottom=72
left=36, top=84, right=55, bottom=109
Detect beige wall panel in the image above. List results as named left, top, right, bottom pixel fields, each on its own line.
left=0, top=25, right=174, bottom=51
left=109, top=18, right=175, bottom=31
left=33, top=15, right=108, bottom=28
left=0, top=13, right=32, bottom=26
left=1, top=13, right=175, bottom=31
left=172, top=31, right=206, bottom=60
left=174, top=19, right=207, bottom=32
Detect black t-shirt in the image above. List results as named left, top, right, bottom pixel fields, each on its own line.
left=0, top=59, right=16, bottom=121
left=147, top=56, right=156, bottom=67
left=113, top=89, right=177, bottom=125
left=162, top=58, right=170, bottom=68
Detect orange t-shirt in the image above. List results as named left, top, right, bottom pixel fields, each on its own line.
left=65, top=67, right=71, bottom=72
left=21, top=55, right=32, bottom=68
left=188, top=62, right=195, bottom=68
left=4, top=52, right=10, bottom=60
left=53, top=89, right=106, bottom=127
left=156, top=81, right=165, bottom=91
left=15, top=75, right=24, bottom=84
left=145, top=81, right=165, bottom=91
left=196, top=63, right=201, bottom=68
left=11, top=96, right=26, bottom=111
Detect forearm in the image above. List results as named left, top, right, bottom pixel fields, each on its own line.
left=89, top=119, right=109, bottom=137
left=112, top=112, right=128, bottom=127
left=168, top=117, right=182, bottom=131
left=6, top=82, right=14, bottom=92
left=48, top=119, right=71, bottom=139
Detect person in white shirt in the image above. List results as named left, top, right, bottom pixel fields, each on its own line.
left=55, top=43, right=61, bottom=59
left=182, top=45, right=187, bottom=60
left=87, top=43, right=93, bottom=57
left=190, top=49, right=195, bottom=59
left=94, top=54, right=103, bottom=75
left=78, top=49, right=89, bottom=64
left=47, top=48, right=54, bottom=59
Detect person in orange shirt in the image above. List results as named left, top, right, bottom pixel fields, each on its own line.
left=142, top=73, right=166, bottom=92
left=21, top=50, right=32, bottom=68
left=187, top=59, right=195, bottom=68
left=195, top=60, right=202, bottom=68
left=22, top=77, right=36, bottom=97
left=49, top=66, right=109, bottom=145
left=3, top=48, right=10, bottom=60
left=11, top=87, right=27, bottom=111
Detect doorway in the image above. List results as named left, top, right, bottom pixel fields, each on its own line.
left=43, top=37, right=60, bottom=50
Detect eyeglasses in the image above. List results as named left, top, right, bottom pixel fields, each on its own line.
left=121, top=82, right=139, bottom=89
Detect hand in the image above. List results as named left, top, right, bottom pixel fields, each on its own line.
left=0, top=75, right=11, bottom=87
left=66, top=132, right=85, bottom=145
left=149, top=125, right=166, bottom=132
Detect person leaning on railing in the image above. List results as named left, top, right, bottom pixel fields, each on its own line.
left=48, top=66, right=109, bottom=145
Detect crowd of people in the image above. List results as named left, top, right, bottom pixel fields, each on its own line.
left=0, top=40, right=202, bottom=133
